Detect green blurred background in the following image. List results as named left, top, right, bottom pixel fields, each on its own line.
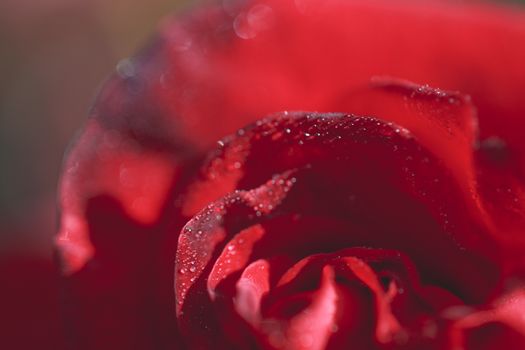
left=0, top=0, right=190, bottom=253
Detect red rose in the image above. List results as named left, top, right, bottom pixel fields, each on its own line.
left=56, top=0, right=525, bottom=349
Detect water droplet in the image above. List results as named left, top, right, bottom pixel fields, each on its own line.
left=233, top=4, right=274, bottom=39
left=116, top=58, right=135, bottom=78
left=179, top=268, right=187, bottom=274
left=189, top=266, right=196, bottom=273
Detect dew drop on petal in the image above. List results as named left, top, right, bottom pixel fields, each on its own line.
left=233, top=4, right=274, bottom=39
left=116, top=58, right=135, bottom=78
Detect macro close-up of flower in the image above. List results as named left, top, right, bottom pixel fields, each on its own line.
left=2, top=0, right=525, bottom=349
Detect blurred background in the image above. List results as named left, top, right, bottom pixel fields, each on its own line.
left=0, top=0, right=190, bottom=253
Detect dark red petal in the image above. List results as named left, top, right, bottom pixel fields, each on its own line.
left=178, top=112, right=499, bottom=295
left=175, top=112, right=502, bottom=346
left=342, top=256, right=402, bottom=343
left=178, top=81, right=495, bottom=259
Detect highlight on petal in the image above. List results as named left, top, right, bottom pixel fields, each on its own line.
left=235, top=259, right=271, bottom=324
left=208, top=225, right=266, bottom=300
left=446, top=289, right=525, bottom=349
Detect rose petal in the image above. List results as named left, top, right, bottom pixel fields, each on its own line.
left=175, top=112, right=502, bottom=347
left=264, top=266, right=338, bottom=350
left=252, top=249, right=457, bottom=348
left=235, top=259, right=271, bottom=324
left=178, top=112, right=499, bottom=303
left=208, top=224, right=266, bottom=300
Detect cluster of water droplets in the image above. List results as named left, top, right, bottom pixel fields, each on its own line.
left=408, top=84, right=462, bottom=106
left=242, top=171, right=297, bottom=217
